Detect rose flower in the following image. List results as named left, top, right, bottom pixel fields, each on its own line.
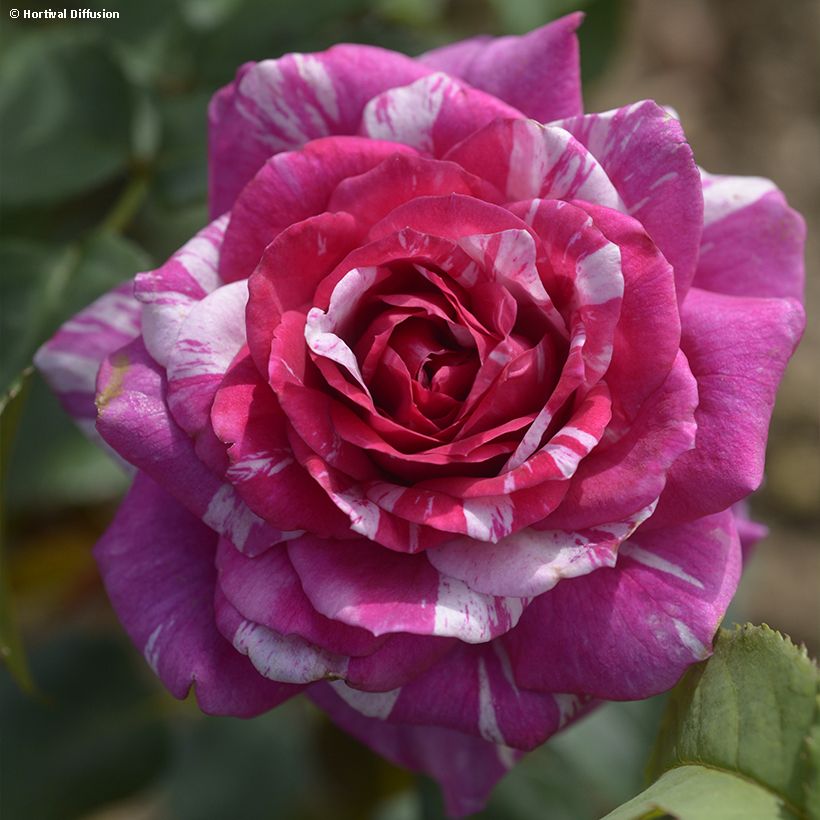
left=36, top=14, right=805, bottom=816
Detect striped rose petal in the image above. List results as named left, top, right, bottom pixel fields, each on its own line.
left=288, top=534, right=528, bottom=643
left=504, top=510, right=742, bottom=700
left=445, top=118, right=623, bottom=209
left=694, top=170, right=805, bottom=300
left=427, top=499, right=658, bottom=598
left=209, top=46, right=430, bottom=216
left=328, top=642, right=592, bottom=751
left=95, top=474, right=300, bottom=715
left=219, top=136, right=416, bottom=284
left=166, top=280, right=249, bottom=438
left=557, top=101, right=703, bottom=300
left=311, top=681, right=522, bottom=818
left=96, top=338, right=297, bottom=556
left=361, top=72, right=521, bottom=157
left=135, top=215, right=226, bottom=368
left=420, top=12, right=583, bottom=123
left=34, top=280, right=141, bottom=445
left=651, top=287, right=805, bottom=527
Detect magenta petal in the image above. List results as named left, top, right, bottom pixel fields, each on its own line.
left=288, top=534, right=527, bottom=642
left=96, top=339, right=289, bottom=555
left=135, top=215, right=226, bottom=367
left=558, top=102, right=703, bottom=300
left=420, top=13, right=583, bottom=123
left=209, top=47, right=429, bottom=216
left=504, top=511, right=742, bottom=700
left=694, top=171, right=806, bottom=300
left=215, top=537, right=383, bottom=657
left=651, top=287, right=805, bottom=526
left=94, top=473, right=298, bottom=715
left=34, top=281, right=141, bottom=438
left=310, top=681, right=521, bottom=818
left=361, top=72, right=522, bottom=156
left=166, top=280, right=248, bottom=438
left=219, top=136, right=415, bottom=284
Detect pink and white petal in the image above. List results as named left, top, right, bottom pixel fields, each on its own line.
left=361, top=72, right=522, bottom=156
left=211, top=350, right=352, bottom=536
left=557, top=101, right=702, bottom=299
left=246, top=212, right=362, bottom=376
left=695, top=171, right=805, bottom=300
left=216, top=537, right=384, bottom=657
left=310, top=681, right=521, bottom=818
left=341, top=643, right=592, bottom=750
left=214, top=588, right=349, bottom=684
left=166, top=280, right=248, bottom=437
left=209, top=47, right=430, bottom=216
left=94, top=473, right=299, bottom=716
left=96, top=339, right=293, bottom=556
left=345, top=633, right=456, bottom=692
left=651, top=287, right=805, bottom=526
left=420, top=13, right=583, bottom=124
left=427, top=499, right=657, bottom=598
left=504, top=510, right=742, bottom=700
left=445, top=119, right=623, bottom=207
left=134, top=215, right=226, bottom=367
left=326, top=152, right=503, bottom=227
left=219, top=136, right=415, bottom=284
left=540, top=351, right=697, bottom=531
left=288, top=534, right=527, bottom=643
left=34, top=280, right=141, bottom=442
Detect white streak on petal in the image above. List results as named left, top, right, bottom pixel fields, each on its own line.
left=462, top=496, right=515, bottom=543
left=144, top=623, right=165, bottom=674
left=619, top=542, right=705, bottom=589
left=477, top=657, right=506, bottom=744
left=233, top=619, right=348, bottom=684
left=330, top=680, right=401, bottom=719
left=702, top=175, right=776, bottom=227
left=672, top=619, right=710, bottom=659
left=574, top=244, right=623, bottom=305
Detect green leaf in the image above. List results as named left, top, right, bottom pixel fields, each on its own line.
left=0, top=32, right=133, bottom=207
left=606, top=624, right=819, bottom=820
left=601, top=765, right=791, bottom=820
left=649, top=624, right=819, bottom=812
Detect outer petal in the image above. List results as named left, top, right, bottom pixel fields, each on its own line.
left=420, top=13, right=583, bottom=123
left=325, top=643, right=592, bottom=751
left=288, top=534, right=527, bottom=643
left=215, top=537, right=383, bottom=657
left=361, top=72, right=521, bottom=156
left=96, top=338, right=293, bottom=555
left=94, top=474, right=298, bottom=716
left=427, top=500, right=657, bottom=597
left=651, top=287, right=805, bottom=526
left=134, top=216, right=226, bottom=368
left=504, top=511, right=742, bottom=700
left=694, top=171, right=805, bottom=300
left=209, top=46, right=429, bottom=216
left=558, top=101, right=703, bottom=300
left=219, top=136, right=415, bottom=284
left=310, top=682, right=521, bottom=818
left=34, top=281, right=141, bottom=440
left=166, top=280, right=249, bottom=438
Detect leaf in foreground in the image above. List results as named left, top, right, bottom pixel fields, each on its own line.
left=603, top=624, right=819, bottom=820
